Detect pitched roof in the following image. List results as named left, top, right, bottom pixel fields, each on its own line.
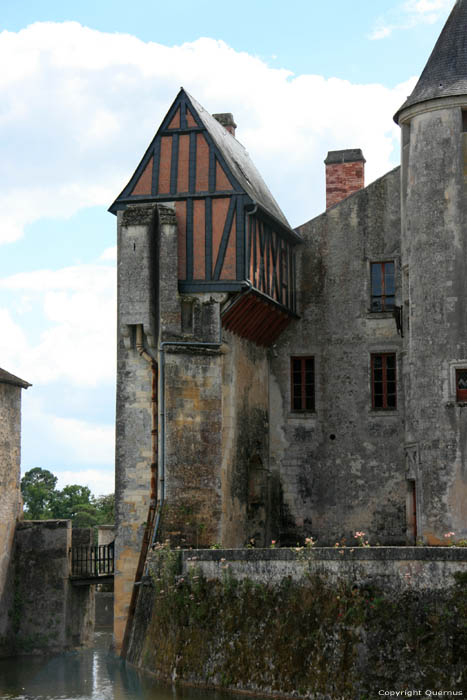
left=186, top=92, right=291, bottom=231
left=0, top=367, right=31, bottom=389
left=109, top=89, right=295, bottom=236
left=395, top=0, right=467, bottom=122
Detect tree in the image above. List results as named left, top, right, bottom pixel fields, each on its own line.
left=93, top=493, right=115, bottom=524
left=21, top=468, right=58, bottom=520
left=51, top=484, right=93, bottom=520
left=20, top=468, right=115, bottom=527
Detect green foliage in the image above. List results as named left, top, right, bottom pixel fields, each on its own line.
left=20, top=467, right=57, bottom=519
left=21, top=467, right=114, bottom=527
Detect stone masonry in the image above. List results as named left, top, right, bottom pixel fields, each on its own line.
left=111, top=1, right=467, bottom=648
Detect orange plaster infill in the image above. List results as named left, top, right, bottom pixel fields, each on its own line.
left=211, top=198, right=231, bottom=276
left=166, top=107, right=180, bottom=130
left=158, top=136, right=172, bottom=194
left=220, top=211, right=236, bottom=280
left=176, top=201, right=187, bottom=279
left=186, top=109, right=198, bottom=128
left=196, top=133, right=209, bottom=192
left=177, top=134, right=190, bottom=193
left=193, top=199, right=206, bottom=279
left=215, top=160, right=233, bottom=191
left=131, top=157, right=153, bottom=195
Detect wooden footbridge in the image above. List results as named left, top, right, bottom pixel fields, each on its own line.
left=70, top=542, right=114, bottom=585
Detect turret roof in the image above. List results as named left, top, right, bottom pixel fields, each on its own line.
left=394, top=0, right=467, bottom=123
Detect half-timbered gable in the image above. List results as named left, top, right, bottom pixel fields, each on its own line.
left=110, top=88, right=300, bottom=346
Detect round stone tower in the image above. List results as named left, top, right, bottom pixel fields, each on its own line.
left=395, top=0, right=467, bottom=544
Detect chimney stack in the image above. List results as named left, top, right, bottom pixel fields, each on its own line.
left=324, top=149, right=365, bottom=209
left=213, top=112, right=237, bottom=137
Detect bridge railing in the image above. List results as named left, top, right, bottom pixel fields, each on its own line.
left=71, top=542, right=114, bottom=578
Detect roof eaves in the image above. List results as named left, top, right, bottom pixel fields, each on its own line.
left=0, top=368, right=32, bottom=389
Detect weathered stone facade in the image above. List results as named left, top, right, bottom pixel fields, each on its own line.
left=0, top=368, right=30, bottom=649
left=111, top=1, right=467, bottom=648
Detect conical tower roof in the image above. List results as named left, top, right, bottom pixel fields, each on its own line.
left=394, top=0, right=467, bottom=123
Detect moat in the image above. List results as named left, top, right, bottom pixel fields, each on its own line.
left=0, top=632, right=262, bottom=700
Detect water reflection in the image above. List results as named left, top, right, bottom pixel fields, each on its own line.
left=0, top=633, right=252, bottom=700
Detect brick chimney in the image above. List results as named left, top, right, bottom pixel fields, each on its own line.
left=324, top=149, right=365, bottom=209
left=213, top=112, right=237, bottom=137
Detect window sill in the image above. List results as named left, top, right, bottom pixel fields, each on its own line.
left=366, top=311, right=395, bottom=319
left=287, top=412, right=317, bottom=420
left=368, top=409, right=399, bottom=416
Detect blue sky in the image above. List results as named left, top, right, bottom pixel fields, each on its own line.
left=0, top=0, right=455, bottom=495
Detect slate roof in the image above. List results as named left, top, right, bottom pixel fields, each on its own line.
left=0, top=367, right=31, bottom=389
left=395, top=0, right=467, bottom=122
left=186, top=92, right=292, bottom=232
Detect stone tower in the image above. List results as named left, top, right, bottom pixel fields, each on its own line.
left=395, top=0, right=467, bottom=543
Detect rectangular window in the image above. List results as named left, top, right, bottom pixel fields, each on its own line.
left=462, top=110, right=467, bottom=133
left=456, top=369, right=467, bottom=402
left=291, top=357, right=315, bottom=412
left=371, top=261, right=395, bottom=312
left=371, top=353, right=396, bottom=410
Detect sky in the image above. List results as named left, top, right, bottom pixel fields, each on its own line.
left=0, top=0, right=456, bottom=495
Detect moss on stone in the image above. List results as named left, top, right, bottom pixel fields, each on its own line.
left=128, top=556, right=467, bottom=697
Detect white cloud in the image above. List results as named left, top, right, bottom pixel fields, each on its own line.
left=0, top=262, right=116, bottom=386
left=370, top=0, right=454, bottom=39
left=99, top=246, right=117, bottom=262
left=55, top=469, right=114, bottom=496
left=0, top=21, right=415, bottom=240
left=50, top=416, right=114, bottom=467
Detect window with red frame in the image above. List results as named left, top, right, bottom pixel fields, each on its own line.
left=456, top=369, right=467, bottom=402
left=291, top=357, right=315, bottom=412
left=371, top=353, right=396, bottom=409
left=371, top=261, right=395, bottom=312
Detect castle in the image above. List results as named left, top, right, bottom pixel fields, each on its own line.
left=111, top=1, right=467, bottom=648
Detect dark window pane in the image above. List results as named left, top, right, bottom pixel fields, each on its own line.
left=384, top=296, right=395, bottom=310
left=372, top=299, right=382, bottom=312
left=291, top=356, right=315, bottom=412
left=457, top=369, right=467, bottom=388
left=371, top=264, right=382, bottom=295
left=372, top=353, right=396, bottom=410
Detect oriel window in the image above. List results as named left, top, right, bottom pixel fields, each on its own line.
left=371, top=353, right=396, bottom=410
left=371, top=261, right=395, bottom=312
left=291, top=357, right=315, bottom=412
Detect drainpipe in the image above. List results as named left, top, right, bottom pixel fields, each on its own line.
left=151, top=333, right=224, bottom=545
left=135, top=325, right=158, bottom=505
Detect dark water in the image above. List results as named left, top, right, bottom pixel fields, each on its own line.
left=0, top=633, right=258, bottom=700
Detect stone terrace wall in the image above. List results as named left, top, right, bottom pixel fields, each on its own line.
left=182, top=546, right=467, bottom=590
left=127, top=547, right=467, bottom=698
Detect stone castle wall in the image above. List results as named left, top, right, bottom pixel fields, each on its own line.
left=0, top=383, right=23, bottom=643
